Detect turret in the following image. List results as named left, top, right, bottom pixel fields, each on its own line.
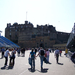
left=7, top=23, right=11, bottom=27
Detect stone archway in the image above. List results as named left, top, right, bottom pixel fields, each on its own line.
left=40, top=43, right=44, bottom=48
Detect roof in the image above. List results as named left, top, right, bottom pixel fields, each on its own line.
left=0, top=36, right=20, bottom=48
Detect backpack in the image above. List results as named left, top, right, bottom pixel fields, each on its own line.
left=40, top=50, right=45, bottom=56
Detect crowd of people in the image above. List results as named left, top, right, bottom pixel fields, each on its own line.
left=0, top=47, right=26, bottom=67
left=29, top=47, right=63, bottom=71
left=0, top=47, right=75, bottom=72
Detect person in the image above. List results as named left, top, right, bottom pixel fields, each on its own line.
left=4, top=48, right=10, bottom=67
left=36, top=47, right=45, bottom=71
left=17, top=48, right=20, bottom=57
left=29, top=48, right=35, bottom=70
left=1, top=47, right=5, bottom=58
left=54, top=48, right=60, bottom=63
left=45, top=49, right=50, bottom=63
left=71, top=52, right=75, bottom=64
left=21, top=48, right=25, bottom=57
left=9, top=48, right=16, bottom=66
left=34, top=48, right=37, bottom=55
left=22, top=48, right=25, bottom=57
left=65, top=48, right=68, bottom=57
left=48, top=48, right=51, bottom=53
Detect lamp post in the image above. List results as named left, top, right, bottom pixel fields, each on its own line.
left=0, top=30, right=2, bottom=36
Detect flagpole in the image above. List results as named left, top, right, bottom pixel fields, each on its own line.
left=26, top=12, right=27, bottom=21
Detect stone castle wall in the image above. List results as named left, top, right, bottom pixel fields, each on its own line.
left=5, top=21, right=70, bottom=48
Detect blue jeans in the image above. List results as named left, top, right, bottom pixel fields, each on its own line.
left=31, top=58, right=35, bottom=69
left=40, top=56, right=44, bottom=68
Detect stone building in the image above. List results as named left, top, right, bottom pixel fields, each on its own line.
left=5, top=21, right=70, bottom=48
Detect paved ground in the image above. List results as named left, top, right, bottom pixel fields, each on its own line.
left=0, top=50, right=75, bottom=75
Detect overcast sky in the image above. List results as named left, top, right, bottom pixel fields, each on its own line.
left=0, top=0, right=75, bottom=36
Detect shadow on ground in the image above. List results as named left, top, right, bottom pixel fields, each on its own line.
left=36, top=68, right=48, bottom=73
left=28, top=68, right=48, bottom=73
left=28, top=68, right=36, bottom=72
left=1, top=65, right=14, bottom=70
left=57, top=63, right=64, bottom=65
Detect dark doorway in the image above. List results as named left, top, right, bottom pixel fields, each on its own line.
left=40, top=43, right=44, bottom=48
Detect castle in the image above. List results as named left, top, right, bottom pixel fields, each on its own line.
left=5, top=21, right=70, bottom=48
